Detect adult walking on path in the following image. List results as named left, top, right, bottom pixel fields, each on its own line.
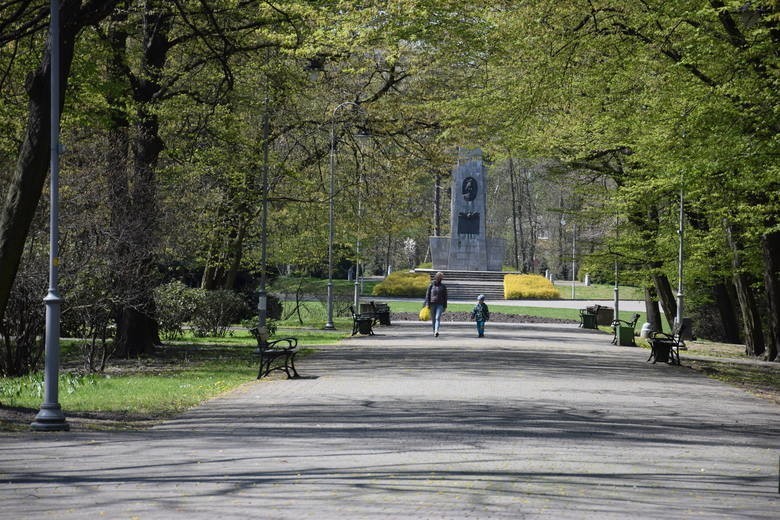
left=424, top=271, right=448, bottom=337
left=1, top=322, right=778, bottom=519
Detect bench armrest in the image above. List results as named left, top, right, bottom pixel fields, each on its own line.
left=267, top=337, right=297, bottom=350
left=611, top=319, right=633, bottom=327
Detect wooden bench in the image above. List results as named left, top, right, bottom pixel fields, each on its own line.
left=373, top=302, right=392, bottom=325
left=647, top=321, right=690, bottom=366
left=350, top=306, right=375, bottom=336
left=359, top=301, right=392, bottom=326
left=249, top=328, right=300, bottom=379
left=611, top=313, right=641, bottom=346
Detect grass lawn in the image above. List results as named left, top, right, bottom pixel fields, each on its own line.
left=553, top=282, right=644, bottom=300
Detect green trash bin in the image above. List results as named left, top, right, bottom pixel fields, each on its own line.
left=616, top=324, right=635, bottom=346
left=581, top=312, right=597, bottom=329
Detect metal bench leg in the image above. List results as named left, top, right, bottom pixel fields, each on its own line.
left=258, top=352, right=270, bottom=379
left=288, top=352, right=300, bottom=378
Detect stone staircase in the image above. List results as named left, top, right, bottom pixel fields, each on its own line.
left=415, top=269, right=516, bottom=301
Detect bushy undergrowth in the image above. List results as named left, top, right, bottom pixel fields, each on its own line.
left=372, top=271, right=430, bottom=297
left=155, top=282, right=248, bottom=339
left=504, top=274, right=560, bottom=299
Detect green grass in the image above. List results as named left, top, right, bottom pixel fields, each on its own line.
left=0, top=361, right=255, bottom=418
left=2, top=326, right=352, bottom=430
left=553, top=282, right=644, bottom=300
left=166, top=328, right=349, bottom=347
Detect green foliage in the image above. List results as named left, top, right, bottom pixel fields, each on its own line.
left=372, top=272, right=430, bottom=297
left=155, top=283, right=248, bottom=338
left=154, top=281, right=198, bottom=340
left=504, top=274, right=560, bottom=300
left=191, top=290, right=249, bottom=338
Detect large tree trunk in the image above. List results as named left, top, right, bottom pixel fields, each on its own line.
left=113, top=1, right=172, bottom=356
left=644, top=286, right=663, bottom=332
left=761, top=230, right=779, bottom=361
left=223, top=215, right=247, bottom=290
left=652, top=273, right=677, bottom=330
left=713, top=282, right=741, bottom=344
left=726, top=222, right=765, bottom=357
left=104, top=3, right=139, bottom=356
left=732, top=272, right=765, bottom=357
left=0, top=1, right=118, bottom=323
left=433, top=171, right=442, bottom=236
left=508, top=156, right=520, bottom=270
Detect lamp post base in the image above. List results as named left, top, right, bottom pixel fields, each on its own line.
left=31, top=404, right=69, bottom=432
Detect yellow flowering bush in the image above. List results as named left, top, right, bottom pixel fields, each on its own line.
left=372, top=271, right=430, bottom=297
left=504, top=274, right=560, bottom=300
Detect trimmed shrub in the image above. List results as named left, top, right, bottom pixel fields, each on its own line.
left=155, top=281, right=198, bottom=340
left=372, top=271, right=430, bottom=298
left=504, top=274, right=560, bottom=299
left=191, top=289, right=249, bottom=337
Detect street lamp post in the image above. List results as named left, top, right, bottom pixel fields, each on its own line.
left=571, top=223, right=576, bottom=300
left=675, top=180, right=684, bottom=331
left=353, top=195, right=361, bottom=312
left=353, top=131, right=370, bottom=313
left=32, top=0, right=69, bottom=431
left=613, top=218, right=620, bottom=325
left=256, top=78, right=271, bottom=350
left=326, top=101, right=364, bottom=330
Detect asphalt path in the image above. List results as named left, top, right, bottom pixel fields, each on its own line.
left=1, top=321, right=777, bottom=519
left=384, top=297, right=646, bottom=312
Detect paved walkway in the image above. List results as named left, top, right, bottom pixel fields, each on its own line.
left=1, top=322, right=778, bottom=519
left=382, top=296, right=646, bottom=312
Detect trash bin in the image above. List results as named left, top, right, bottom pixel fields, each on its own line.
left=616, top=324, right=635, bottom=346
left=581, top=312, right=597, bottom=329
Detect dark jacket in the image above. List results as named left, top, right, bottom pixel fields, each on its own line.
left=425, top=281, right=448, bottom=309
left=471, top=302, right=490, bottom=322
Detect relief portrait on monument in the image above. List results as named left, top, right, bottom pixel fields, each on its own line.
left=462, top=176, right=478, bottom=201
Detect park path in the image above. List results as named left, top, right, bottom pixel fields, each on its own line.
left=1, top=322, right=778, bottom=519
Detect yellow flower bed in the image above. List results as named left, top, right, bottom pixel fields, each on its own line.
left=504, top=274, right=560, bottom=300
left=372, top=271, right=430, bottom=297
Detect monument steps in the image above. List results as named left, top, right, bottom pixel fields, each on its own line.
left=444, top=281, right=505, bottom=301
left=415, top=269, right=514, bottom=300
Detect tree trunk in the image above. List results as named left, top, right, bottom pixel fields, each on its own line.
left=652, top=273, right=677, bottom=329
left=725, top=222, right=765, bottom=357
left=508, top=156, right=520, bottom=270
left=761, top=230, right=780, bottom=361
left=0, top=1, right=80, bottom=323
left=222, top=215, right=247, bottom=290
left=732, top=272, right=766, bottom=357
left=114, top=1, right=173, bottom=356
left=522, top=169, right=536, bottom=273
left=433, top=171, right=441, bottom=236
left=713, top=282, right=741, bottom=344
left=644, top=286, right=663, bottom=332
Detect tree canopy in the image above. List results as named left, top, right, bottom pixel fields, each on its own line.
left=0, top=0, right=777, bottom=371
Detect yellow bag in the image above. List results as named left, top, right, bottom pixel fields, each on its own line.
left=419, top=306, right=431, bottom=321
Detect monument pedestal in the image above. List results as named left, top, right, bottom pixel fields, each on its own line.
left=429, top=149, right=504, bottom=272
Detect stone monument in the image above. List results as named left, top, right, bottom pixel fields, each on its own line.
left=429, top=149, right=505, bottom=271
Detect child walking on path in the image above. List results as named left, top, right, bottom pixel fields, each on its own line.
left=471, top=294, right=490, bottom=337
